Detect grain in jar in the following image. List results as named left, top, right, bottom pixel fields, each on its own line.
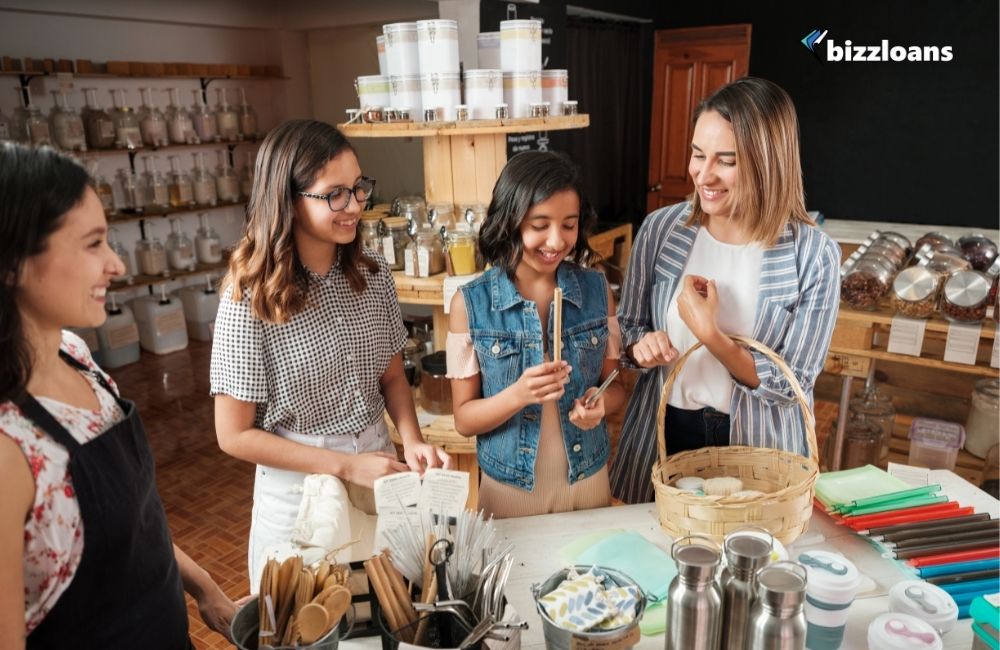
left=957, top=233, right=998, bottom=272
left=841, top=258, right=894, bottom=310
left=380, top=217, right=410, bottom=271
left=890, top=266, right=939, bottom=318
left=941, top=269, right=990, bottom=323
left=446, top=227, right=477, bottom=276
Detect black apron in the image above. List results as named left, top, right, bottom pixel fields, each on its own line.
left=17, top=352, right=191, bottom=649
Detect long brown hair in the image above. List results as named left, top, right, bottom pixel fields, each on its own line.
left=224, top=120, right=378, bottom=324
left=686, top=77, right=813, bottom=245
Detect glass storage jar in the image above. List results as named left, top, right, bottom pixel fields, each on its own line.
left=402, top=337, right=424, bottom=387
left=863, top=241, right=908, bottom=269
left=394, top=195, right=427, bottom=227
left=824, top=420, right=883, bottom=471
left=380, top=217, right=410, bottom=270
left=964, top=379, right=999, bottom=458
left=914, top=231, right=954, bottom=252
left=986, top=259, right=998, bottom=304
left=851, top=383, right=896, bottom=461
left=446, top=227, right=478, bottom=276
left=890, top=266, right=939, bottom=318
left=410, top=227, right=445, bottom=277
left=957, top=234, right=998, bottom=272
left=460, top=203, right=487, bottom=233
left=878, top=231, right=912, bottom=257
left=981, top=444, right=999, bottom=500
left=360, top=212, right=384, bottom=254
left=427, top=202, right=455, bottom=230
left=941, top=269, right=990, bottom=323
left=419, top=351, right=452, bottom=415
left=135, top=236, right=168, bottom=276
left=841, top=258, right=894, bottom=310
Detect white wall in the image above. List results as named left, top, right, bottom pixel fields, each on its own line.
left=0, top=8, right=311, bottom=301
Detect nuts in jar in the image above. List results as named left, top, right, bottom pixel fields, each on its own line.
left=914, top=231, right=954, bottom=252
left=957, top=234, right=998, bottom=272
left=841, top=258, right=894, bottom=310
left=941, top=269, right=991, bottom=323
left=890, top=266, right=939, bottom=318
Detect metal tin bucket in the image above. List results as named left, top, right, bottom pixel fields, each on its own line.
left=532, top=565, right=646, bottom=650
left=231, top=596, right=342, bottom=650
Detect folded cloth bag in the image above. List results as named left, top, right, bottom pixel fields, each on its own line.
left=538, top=570, right=614, bottom=632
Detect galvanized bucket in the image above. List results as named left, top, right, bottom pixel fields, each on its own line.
left=532, top=565, right=646, bottom=650
left=231, top=596, right=342, bottom=650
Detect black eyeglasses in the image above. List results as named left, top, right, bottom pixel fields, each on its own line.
left=297, top=176, right=376, bottom=212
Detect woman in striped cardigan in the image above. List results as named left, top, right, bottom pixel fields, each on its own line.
left=610, top=77, right=841, bottom=504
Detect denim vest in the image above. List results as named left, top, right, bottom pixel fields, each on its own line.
left=461, top=264, right=611, bottom=491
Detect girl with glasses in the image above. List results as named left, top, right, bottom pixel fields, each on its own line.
left=210, top=120, right=450, bottom=592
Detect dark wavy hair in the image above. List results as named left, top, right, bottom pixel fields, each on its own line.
left=0, top=143, right=91, bottom=402
left=224, top=120, right=379, bottom=324
left=478, top=151, right=598, bottom=278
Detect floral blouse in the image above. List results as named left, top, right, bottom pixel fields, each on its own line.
left=0, top=331, right=124, bottom=632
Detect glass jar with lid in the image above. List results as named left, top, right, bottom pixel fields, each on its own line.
left=956, top=234, right=998, bottom=272
left=919, top=252, right=971, bottom=281
left=841, top=257, right=894, bottom=310
left=427, top=203, right=455, bottom=230
left=890, top=266, right=939, bottom=319
left=407, top=226, right=445, bottom=278
left=446, top=226, right=478, bottom=276
left=393, top=195, right=427, bottom=227
left=380, top=216, right=410, bottom=271
left=986, top=259, right=998, bottom=304
left=824, top=420, right=883, bottom=471
left=863, top=241, right=907, bottom=269
left=402, top=337, right=424, bottom=387
left=460, top=204, right=487, bottom=233
left=135, top=234, right=169, bottom=277
left=851, top=381, right=895, bottom=461
left=965, top=378, right=999, bottom=458
left=878, top=231, right=912, bottom=257
left=941, top=269, right=991, bottom=323
left=360, top=212, right=385, bottom=254
left=914, top=231, right=954, bottom=252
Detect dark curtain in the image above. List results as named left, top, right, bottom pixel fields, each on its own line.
left=562, top=16, right=653, bottom=230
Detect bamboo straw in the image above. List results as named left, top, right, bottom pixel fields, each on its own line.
left=382, top=553, right=419, bottom=640
left=553, top=287, right=563, bottom=363
left=365, top=555, right=410, bottom=641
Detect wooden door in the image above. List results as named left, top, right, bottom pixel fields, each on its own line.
left=647, top=25, right=751, bottom=212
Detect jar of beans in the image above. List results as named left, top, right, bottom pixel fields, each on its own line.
left=842, top=258, right=894, bottom=310
left=890, top=266, right=939, bottom=319
left=941, top=269, right=991, bottom=323
left=957, top=234, right=998, bottom=272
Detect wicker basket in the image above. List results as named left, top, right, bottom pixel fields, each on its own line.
left=651, top=335, right=819, bottom=545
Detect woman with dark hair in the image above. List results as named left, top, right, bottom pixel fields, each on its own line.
left=611, top=77, right=841, bottom=504
left=0, top=143, right=237, bottom=649
left=447, top=150, right=625, bottom=518
left=211, top=119, right=450, bottom=591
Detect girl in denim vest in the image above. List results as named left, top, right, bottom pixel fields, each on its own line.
left=447, top=151, right=625, bottom=518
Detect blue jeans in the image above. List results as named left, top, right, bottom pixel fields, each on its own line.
left=664, top=405, right=731, bottom=454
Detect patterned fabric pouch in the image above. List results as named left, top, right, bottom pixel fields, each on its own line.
left=594, top=584, right=641, bottom=629
left=538, top=569, right=614, bottom=631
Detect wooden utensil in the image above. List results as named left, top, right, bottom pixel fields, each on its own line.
left=295, top=567, right=315, bottom=613
left=297, top=603, right=330, bottom=644
left=322, top=585, right=352, bottom=627
left=314, top=561, right=331, bottom=594
left=553, top=287, right=563, bottom=363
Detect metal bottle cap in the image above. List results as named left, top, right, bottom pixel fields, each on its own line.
left=756, top=562, right=807, bottom=610
left=893, top=266, right=938, bottom=302
left=724, top=534, right=772, bottom=573
left=673, top=542, right=720, bottom=582
left=943, top=270, right=990, bottom=307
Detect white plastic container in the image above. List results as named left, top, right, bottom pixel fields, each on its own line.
left=376, top=35, right=387, bottom=76
left=177, top=279, right=220, bottom=342
left=503, top=71, right=542, bottom=118
left=500, top=19, right=542, bottom=72
left=908, top=418, right=965, bottom=470
left=96, top=295, right=141, bottom=369
left=542, top=69, right=569, bottom=116
left=799, top=550, right=861, bottom=650
left=69, top=327, right=103, bottom=367
left=388, top=75, right=423, bottom=120
left=416, top=19, right=459, bottom=75
left=383, top=22, right=419, bottom=77
left=464, top=69, right=503, bottom=119
left=131, top=287, right=188, bottom=355
left=888, top=580, right=958, bottom=636
left=356, top=75, right=390, bottom=111
left=420, top=73, right=461, bottom=121
left=867, top=613, right=942, bottom=650
left=477, top=32, right=501, bottom=69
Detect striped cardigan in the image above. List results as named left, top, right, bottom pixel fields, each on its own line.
left=609, top=202, right=841, bottom=504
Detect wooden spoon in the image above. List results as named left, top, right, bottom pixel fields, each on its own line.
left=297, top=603, right=330, bottom=644
left=322, top=585, right=352, bottom=627
left=295, top=567, right=316, bottom=614
left=314, top=561, right=331, bottom=594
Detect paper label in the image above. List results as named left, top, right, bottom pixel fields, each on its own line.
left=403, top=246, right=415, bottom=276
left=886, top=316, right=927, bottom=357
left=107, top=322, right=139, bottom=349
left=382, top=236, right=396, bottom=265
left=417, top=247, right=430, bottom=277
left=56, top=72, right=75, bottom=94
left=943, top=323, right=982, bottom=365
left=154, top=308, right=186, bottom=335
left=372, top=468, right=470, bottom=552
left=992, top=335, right=999, bottom=369
left=570, top=625, right=640, bottom=650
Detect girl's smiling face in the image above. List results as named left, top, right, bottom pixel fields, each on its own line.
left=517, top=189, right=580, bottom=275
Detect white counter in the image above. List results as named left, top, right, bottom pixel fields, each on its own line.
left=341, top=470, right=998, bottom=650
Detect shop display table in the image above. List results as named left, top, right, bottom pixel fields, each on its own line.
left=340, top=469, right=996, bottom=650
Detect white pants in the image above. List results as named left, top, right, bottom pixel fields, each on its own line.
left=247, top=420, right=394, bottom=593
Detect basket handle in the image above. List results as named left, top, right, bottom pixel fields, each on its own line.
left=654, top=335, right=818, bottom=471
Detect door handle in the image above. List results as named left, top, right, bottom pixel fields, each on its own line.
left=648, top=183, right=662, bottom=193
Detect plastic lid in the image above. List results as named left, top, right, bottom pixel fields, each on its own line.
left=909, top=418, right=966, bottom=449
left=798, top=551, right=861, bottom=604
left=867, top=612, right=942, bottom=650
left=888, top=581, right=958, bottom=635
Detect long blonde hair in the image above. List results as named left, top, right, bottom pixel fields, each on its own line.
left=686, top=77, right=813, bottom=245
left=224, top=120, right=378, bottom=324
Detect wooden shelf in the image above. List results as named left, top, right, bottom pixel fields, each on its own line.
left=78, top=139, right=261, bottom=158
left=0, top=70, right=286, bottom=81
left=339, top=114, right=590, bottom=138
left=392, top=271, right=446, bottom=305
left=109, top=258, right=228, bottom=294
left=108, top=200, right=245, bottom=225
left=839, top=304, right=997, bottom=340
left=828, top=345, right=997, bottom=377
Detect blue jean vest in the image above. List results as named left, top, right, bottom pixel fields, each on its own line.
left=461, top=264, right=611, bottom=491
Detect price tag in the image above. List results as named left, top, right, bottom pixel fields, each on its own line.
left=886, top=316, right=926, bottom=357
left=992, top=335, right=999, bottom=369
left=56, top=72, right=75, bottom=94
left=442, top=272, right=482, bottom=314
left=943, top=323, right=982, bottom=365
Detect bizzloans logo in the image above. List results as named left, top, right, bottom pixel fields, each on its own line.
left=801, top=29, right=953, bottom=63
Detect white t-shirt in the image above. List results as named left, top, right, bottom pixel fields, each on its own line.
left=666, top=227, right=764, bottom=412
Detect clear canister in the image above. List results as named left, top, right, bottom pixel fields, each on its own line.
left=446, top=228, right=478, bottom=276
left=890, top=266, right=939, bottom=319
left=965, top=379, right=999, bottom=458
left=957, top=233, right=998, bottom=272
left=380, top=216, right=410, bottom=271
left=360, top=211, right=385, bottom=254
left=941, top=269, right=990, bottom=323
left=841, top=258, right=894, bottom=310
left=412, top=227, right=445, bottom=277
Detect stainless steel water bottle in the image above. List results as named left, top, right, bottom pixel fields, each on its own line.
left=666, top=535, right=722, bottom=650
left=720, top=529, right=773, bottom=650
left=748, top=561, right=808, bottom=650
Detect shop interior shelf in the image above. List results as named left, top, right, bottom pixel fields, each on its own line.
left=108, top=200, right=245, bottom=225
left=76, top=139, right=261, bottom=157
left=0, top=70, right=286, bottom=81
left=108, top=257, right=229, bottom=294
left=338, top=114, right=590, bottom=138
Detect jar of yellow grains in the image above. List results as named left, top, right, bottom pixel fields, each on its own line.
left=446, top=227, right=478, bottom=276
